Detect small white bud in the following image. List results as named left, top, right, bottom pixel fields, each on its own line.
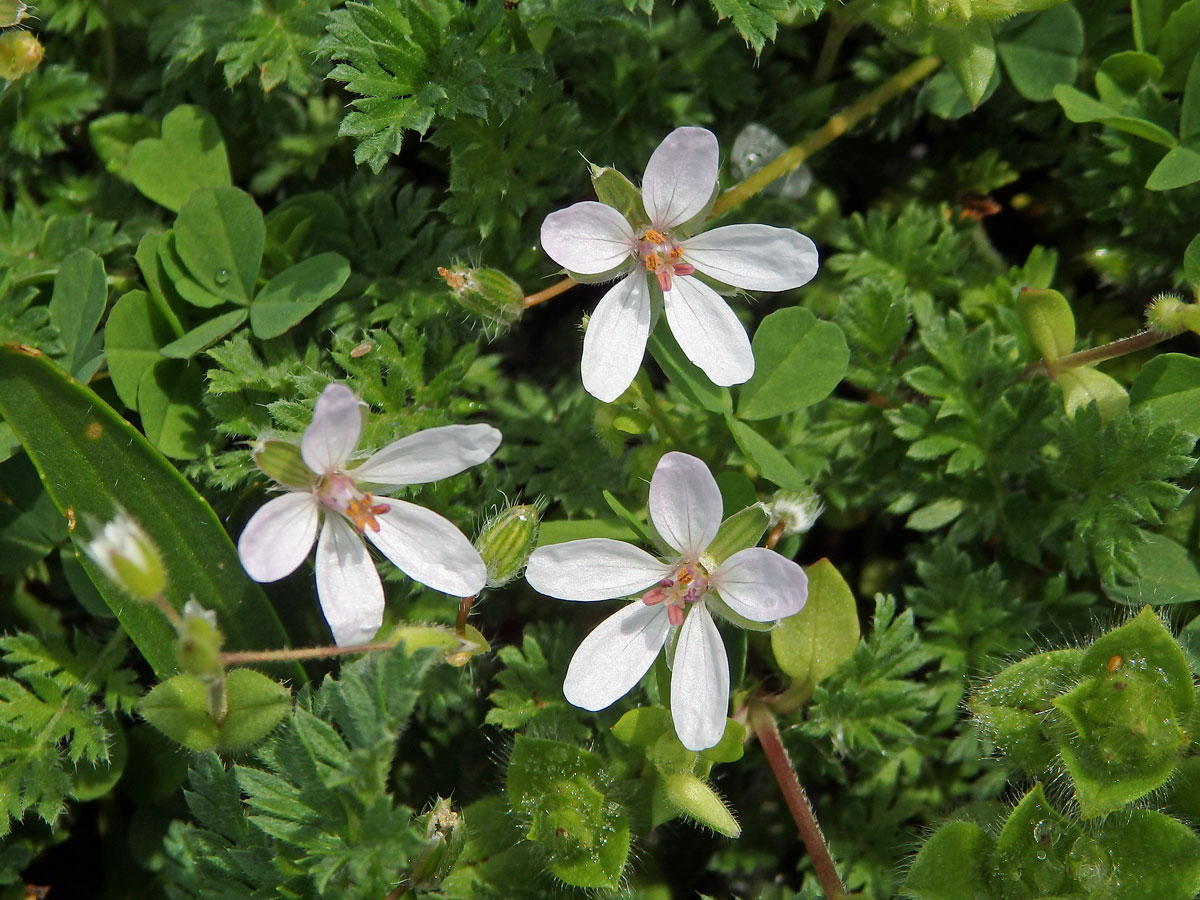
left=766, top=488, right=824, bottom=537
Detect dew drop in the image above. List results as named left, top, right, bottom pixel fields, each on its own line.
left=214, top=268, right=231, bottom=286
left=731, top=123, right=812, bottom=200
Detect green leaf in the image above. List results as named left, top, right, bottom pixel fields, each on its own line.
left=906, top=497, right=965, bottom=530
left=1182, top=52, right=1200, bottom=139
left=1093, top=810, right=1200, bottom=900
left=1016, top=288, right=1074, bottom=361
left=1146, top=139, right=1200, bottom=190
left=47, top=248, right=107, bottom=381
left=996, top=5, right=1085, bottom=102
left=1185, top=232, right=1200, bottom=287
left=139, top=674, right=219, bottom=752
left=157, top=231, right=228, bottom=310
left=771, top=559, right=860, bottom=690
left=1057, top=366, right=1129, bottom=419
left=537, top=518, right=637, bottom=545
left=1095, top=50, right=1163, bottom=106
left=1132, top=0, right=1170, bottom=51
left=104, top=290, right=182, bottom=411
left=933, top=21, right=998, bottom=109
left=1053, top=84, right=1179, bottom=147
left=611, top=706, right=671, bottom=747
left=736, top=307, right=848, bottom=420
left=901, top=821, right=993, bottom=900
left=136, top=360, right=207, bottom=460
left=602, top=488, right=659, bottom=549
left=159, top=309, right=249, bottom=360
left=729, top=419, right=806, bottom=490
left=126, top=105, right=232, bottom=213
left=1129, top=352, right=1200, bottom=431
left=87, top=112, right=157, bottom=181
left=1108, top=534, right=1200, bottom=605
left=215, top=669, right=292, bottom=750
left=0, top=345, right=293, bottom=677
left=174, top=187, right=265, bottom=305
left=709, top=0, right=792, bottom=54
left=250, top=252, right=351, bottom=339
left=1159, top=0, right=1200, bottom=90
left=993, top=784, right=1079, bottom=895
left=648, top=324, right=732, bottom=414
left=1081, top=606, right=1193, bottom=712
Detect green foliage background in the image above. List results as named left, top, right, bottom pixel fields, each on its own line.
left=1, top=0, right=1200, bottom=898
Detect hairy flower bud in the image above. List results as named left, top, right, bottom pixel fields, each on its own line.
left=83, top=512, right=167, bottom=601
left=476, top=501, right=542, bottom=587
left=0, top=1, right=30, bottom=28
left=1146, top=293, right=1200, bottom=337
left=177, top=601, right=224, bottom=681
left=767, top=488, right=824, bottom=537
left=439, top=265, right=524, bottom=329
left=407, top=798, right=466, bottom=892
left=0, top=29, right=42, bottom=81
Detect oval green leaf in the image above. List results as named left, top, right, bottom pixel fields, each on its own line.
left=737, top=307, right=848, bottom=420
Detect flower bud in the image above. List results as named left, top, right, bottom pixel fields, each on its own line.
left=439, top=265, right=524, bottom=329
left=766, top=488, right=824, bottom=537
left=0, top=29, right=42, bottom=81
left=252, top=439, right=315, bottom=489
left=1146, top=293, right=1200, bottom=337
left=407, top=797, right=466, bottom=892
left=177, top=601, right=224, bottom=681
left=0, top=2, right=30, bottom=28
left=83, top=512, right=167, bottom=601
left=475, top=502, right=541, bottom=587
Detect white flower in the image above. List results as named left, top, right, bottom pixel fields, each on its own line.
left=540, top=126, right=820, bottom=403
left=237, top=384, right=501, bottom=647
left=525, top=451, right=808, bottom=750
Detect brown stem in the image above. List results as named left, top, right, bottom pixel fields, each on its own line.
left=455, top=594, right=476, bottom=637
left=764, top=520, right=787, bottom=551
left=711, top=55, right=941, bottom=219
left=749, top=703, right=846, bottom=899
left=220, top=641, right=394, bottom=665
left=154, top=594, right=183, bottom=630
left=1032, top=329, right=1171, bottom=378
left=382, top=884, right=409, bottom=900
left=524, top=276, right=577, bottom=308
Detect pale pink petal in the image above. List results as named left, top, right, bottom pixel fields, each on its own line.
left=663, top=276, right=754, bottom=387
left=648, top=451, right=722, bottom=558
left=563, top=601, right=671, bottom=710
left=366, top=500, right=485, bottom=596
left=581, top=275, right=652, bottom=403
left=301, top=384, right=365, bottom=475
left=353, top=424, right=501, bottom=486
left=526, top=538, right=671, bottom=601
left=683, top=224, right=819, bottom=291
left=315, top=516, right=384, bottom=646
left=712, top=548, right=808, bottom=622
left=642, top=127, right=719, bottom=229
left=541, top=201, right=638, bottom=275
left=671, top=603, right=729, bottom=751
left=238, top=491, right=320, bottom=582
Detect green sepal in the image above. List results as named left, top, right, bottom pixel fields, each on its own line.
left=588, top=162, right=648, bottom=229
left=661, top=772, right=740, bottom=838
left=385, top=623, right=490, bottom=668
left=1058, top=366, right=1129, bottom=420
left=771, top=559, right=860, bottom=696
left=216, top=669, right=293, bottom=750
left=901, top=820, right=995, bottom=900
left=992, top=784, right=1080, bottom=896
left=706, top=504, right=769, bottom=564
left=252, top=439, right=315, bottom=490
left=970, top=648, right=1083, bottom=774
left=506, top=736, right=630, bottom=890
left=611, top=706, right=672, bottom=748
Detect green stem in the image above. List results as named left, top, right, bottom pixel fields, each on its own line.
left=1051, top=329, right=1170, bottom=373
left=812, top=14, right=855, bottom=86
left=205, top=674, right=228, bottom=726
left=220, top=641, right=394, bottom=665
left=711, top=55, right=942, bottom=218
left=749, top=703, right=846, bottom=898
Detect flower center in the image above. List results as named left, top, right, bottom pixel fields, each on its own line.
left=637, top=228, right=695, bottom=292
left=316, top=473, right=391, bottom=534
left=641, top=561, right=710, bottom=626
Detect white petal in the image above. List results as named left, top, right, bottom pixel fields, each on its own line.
left=581, top=275, right=652, bottom=403
left=302, top=384, right=365, bottom=475
left=663, top=276, right=754, bottom=387
left=712, top=548, right=808, bottom=622
left=353, top=424, right=501, bottom=486
left=366, top=499, right=486, bottom=596
left=671, top=603, right=729, bottom=751
left=642, top=127, right=719, bottom=229
left=315, top=516, right=385, bottom=646
left=563, top=601, right=671, bottom=710
left=526, top=538, right=670, bottom=601
left=541, top=201, right=637, bottom=275
left=683, top=224, right=819, bottom=291
left=648, top=451, right=722, bottom=558
left=238, top=492, right=319, bottom=582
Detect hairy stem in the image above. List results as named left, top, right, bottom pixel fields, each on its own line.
left=455, top=594, right=476, bottom=637
left=220, top=641, right=394, bottom=665
left=524, top=276, right=577, bottom=308
left=711, top=55, right=942, bottom=218
left=749, top=703, right=846, bottom=899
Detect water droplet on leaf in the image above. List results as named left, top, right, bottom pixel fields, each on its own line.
left=214, top=268, right=231, bottom=286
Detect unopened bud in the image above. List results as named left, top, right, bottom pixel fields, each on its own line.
left=0, top=2, right=30, bottom=28
left=83, top=512, right=167, bottom=601
left=767, top=488, right=824, bottom=537
left=407, top=798, right=466, bottom=892
left=0, top=29, right=42, bottom=81
left=475, top=502, right=542, bottom=587
left=439, top=265, right=524, bottom=328
left=662, top=772, right=741, bottom=838
left=1146, top=293, right=1200, bottom=337
left=177, top=601, right=224, bottom=680
left=252, top=439, right=315, bottom=489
